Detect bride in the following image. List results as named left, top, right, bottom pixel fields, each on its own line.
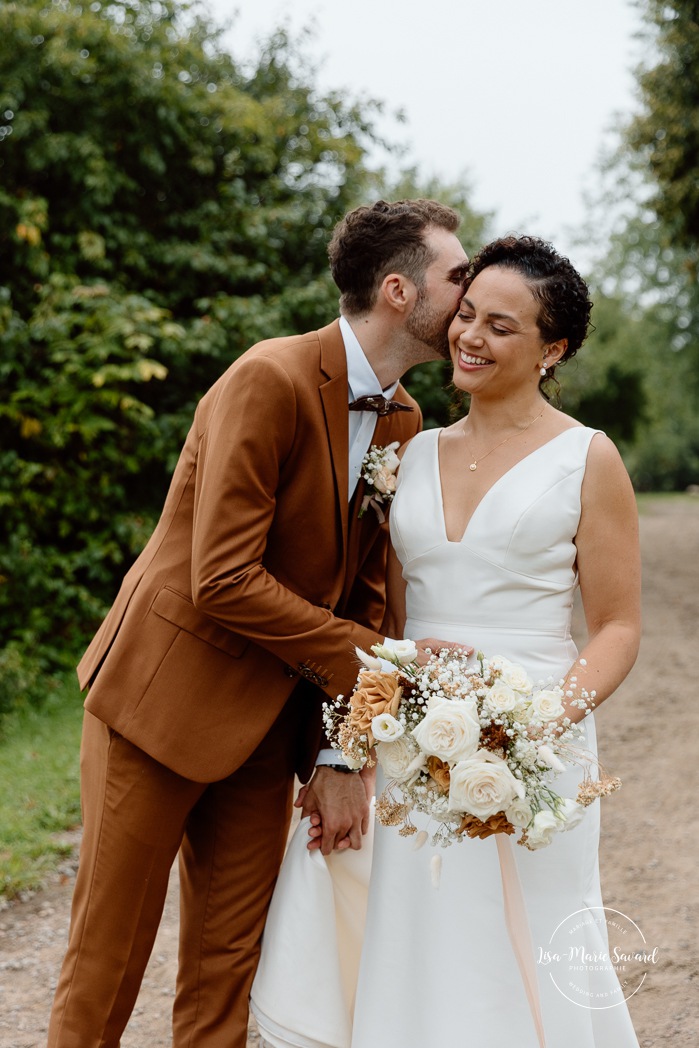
left=251, top=236, right=641, bottom=1047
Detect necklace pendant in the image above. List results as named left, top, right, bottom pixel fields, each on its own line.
left=469, top=462, right=477, bottom=471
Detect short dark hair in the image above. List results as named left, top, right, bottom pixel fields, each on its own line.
left=466, top=235, right=593, bottom=367
left=328, top=199, right=461, bottom=316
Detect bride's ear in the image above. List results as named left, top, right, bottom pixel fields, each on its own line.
left=544, top=339, right=568, bottom=367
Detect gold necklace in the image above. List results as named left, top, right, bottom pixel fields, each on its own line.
left=463, top=407, right=545, bottom=471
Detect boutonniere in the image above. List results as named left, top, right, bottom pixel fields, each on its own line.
left=358, top=442, right=401, bottom=522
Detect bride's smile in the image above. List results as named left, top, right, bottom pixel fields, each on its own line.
left=457, top=349, right=494, bottom=368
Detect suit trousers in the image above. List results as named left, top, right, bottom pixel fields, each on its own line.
left=47, top=703, right=297, bottom=1048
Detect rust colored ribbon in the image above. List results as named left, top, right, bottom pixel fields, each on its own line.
left=495, top=834, right=547, bottom=1048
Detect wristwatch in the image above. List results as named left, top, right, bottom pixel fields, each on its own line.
left=324, top=762, right=361, bottom=774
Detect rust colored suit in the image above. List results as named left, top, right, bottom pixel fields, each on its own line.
left=47, top=320, right=420, bottom=1047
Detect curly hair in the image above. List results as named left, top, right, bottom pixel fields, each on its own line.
left=465, top=236, right=593, bottom=375
left=328, top=199, right=461, bottom=316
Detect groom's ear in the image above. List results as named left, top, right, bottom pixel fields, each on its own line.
left=379, top=272, right=417, bottom=315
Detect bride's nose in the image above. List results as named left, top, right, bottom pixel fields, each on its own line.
left=458, top=323, right=484, bottom=349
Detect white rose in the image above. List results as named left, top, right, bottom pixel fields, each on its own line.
left=554, top=797, right=586, bottom=831
left=513, top=698, right=535, bottom=724
left=391, top=639, right=419, bottom=666
left=375, top=735, right=426, bottom=783
left=411, top=699, right=480, bottom=763
left=447, top=750, right=522, bottom=820
left=505, top=795, right=533, bottom=829
left=511, top=695, right=540, bottom=729
left=484, top=679, right=518, bottom=715
left=526, top=810, right=560, bottom=849
left=383, top=442, right=401, bottom=471
left=371, top=712, right=405, bottom=742
left=372, top=639, right=418, bottom=666
left=532, top=688, right=566, bottom=721
left=489, top=656, right=533, bottom=694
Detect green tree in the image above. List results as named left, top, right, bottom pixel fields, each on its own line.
left=556, top=292, right=647, bottom=445
left=566, top=0, right=699, bottom=491
left=592, top=213, right=699, bottom=489
left=0, top=0, right=384, bottom=710
left=565, top=203, right=699, bottom=490
left=625, top=0, right=699, bottom=260
left=0, top=0, right=490, bottom=716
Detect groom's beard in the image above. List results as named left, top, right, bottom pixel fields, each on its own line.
left=405, top=287, right=453, bottom=360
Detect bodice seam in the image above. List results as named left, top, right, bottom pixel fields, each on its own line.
left=503, top=464, right=585, bottom=562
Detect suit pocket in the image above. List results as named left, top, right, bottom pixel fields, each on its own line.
left=151, top=586, right=248, bottom=659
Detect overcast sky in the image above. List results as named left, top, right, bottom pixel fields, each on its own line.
left=209, top=0, right=648, bottom=263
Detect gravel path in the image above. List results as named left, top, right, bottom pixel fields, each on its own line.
left=1, top=496, right=697, bottom=1047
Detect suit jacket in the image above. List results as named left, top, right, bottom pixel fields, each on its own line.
left=79, top=320, right=421, bottom=783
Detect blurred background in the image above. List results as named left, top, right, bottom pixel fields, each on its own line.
left=1, top=0, right=697, bottom=719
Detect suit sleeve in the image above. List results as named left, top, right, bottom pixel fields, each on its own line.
left=190, top=354, right=380, bottom=699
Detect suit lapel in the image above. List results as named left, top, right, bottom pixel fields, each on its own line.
left=318, top=321, right=350, bottom=560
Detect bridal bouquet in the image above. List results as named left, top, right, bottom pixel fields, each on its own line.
left=322, top=643, right=620, bottom=850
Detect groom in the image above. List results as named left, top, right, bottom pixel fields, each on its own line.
left=47, top=199, right=468, bottom=1048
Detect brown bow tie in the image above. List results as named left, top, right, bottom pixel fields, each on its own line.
left=349, top=394, right=414, bottom=416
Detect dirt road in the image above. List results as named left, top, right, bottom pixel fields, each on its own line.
left=1, top=496, right=697, bottom=1047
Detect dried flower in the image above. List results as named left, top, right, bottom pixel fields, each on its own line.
left=427, top=756, right=451, bottom=792
left=348, top=672, right=402, bottom=742
left=577, top=775, right=622, bottom=807
left=458, top=811, right=516, bottom=840
left=376, top=795, right=411, bottom=827
left=480, top=721, right=511, bottom=754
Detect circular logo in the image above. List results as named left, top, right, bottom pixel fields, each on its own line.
left=537, top=907, right=659, bottom=1009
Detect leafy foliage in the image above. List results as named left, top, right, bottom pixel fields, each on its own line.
left=567, top=0, right=699, bottom=490
left=0, top=0, right=385, bottom=707
left=0, top=1, right=495, bottom=717
left=625, top=0, right=699, bottom=258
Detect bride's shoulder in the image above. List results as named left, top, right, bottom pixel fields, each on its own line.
left=396, top=427, right=441, bottom=462
left=548, top=411, right=604, bottom=445
left=552, top=414, right=625, bottom=475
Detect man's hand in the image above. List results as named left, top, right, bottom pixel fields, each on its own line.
left=414, top=637, right=473, bottom=665
left=295, top=765, right=374, bottom=855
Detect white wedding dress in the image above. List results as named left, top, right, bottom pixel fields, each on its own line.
left=251, top=426, right=638, bottom=1048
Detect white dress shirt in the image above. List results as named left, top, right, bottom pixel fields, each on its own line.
left=342, top=315, right=399, bottom=501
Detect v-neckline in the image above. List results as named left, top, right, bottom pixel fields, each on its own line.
left=435, top=428, right=575, bottom=545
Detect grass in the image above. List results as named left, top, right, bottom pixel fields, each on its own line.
left=0, top=673, right=83, bottom=899
left=636, top=491, right=699, bottom=510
